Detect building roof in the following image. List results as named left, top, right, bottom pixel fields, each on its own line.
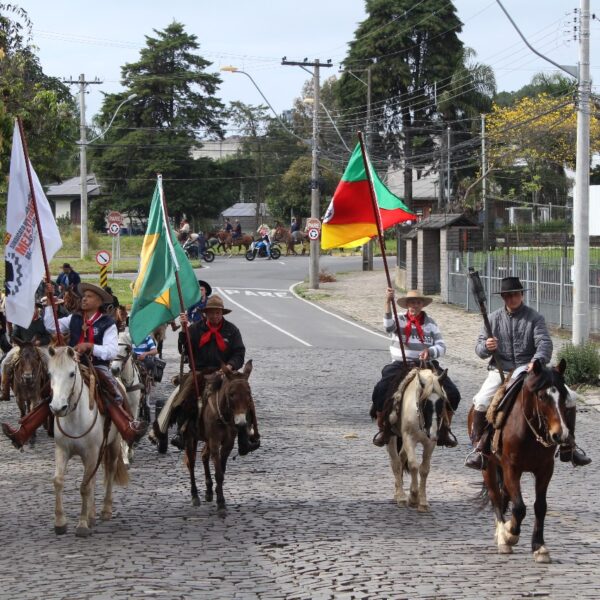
left=46, top=174, right=101, bottom=197
left=221, top=202, right=270, bottom=217
left=413, top=213, right=479, bottom=230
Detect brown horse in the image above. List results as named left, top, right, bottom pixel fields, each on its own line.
left=273, top=226, right=309, bottom=256
left=11, top=340, right=50, bottom=443
left=183, top=361, right=255, bottom=511
left=469, top=359, right=569, bottom=563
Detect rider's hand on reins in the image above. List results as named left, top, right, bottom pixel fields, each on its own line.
left=74, top=342, right=94, bottom=355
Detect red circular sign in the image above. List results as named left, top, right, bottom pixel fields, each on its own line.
left=107, top=211, right=123, bottom=225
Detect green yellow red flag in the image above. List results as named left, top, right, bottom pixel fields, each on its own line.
left=129, top=177, right=201, bottom=344
left=321, top=144, right=414, bottom=249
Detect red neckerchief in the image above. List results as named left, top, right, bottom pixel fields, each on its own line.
left=404, top=311, right=425, bottom=344
left=79, top=311, right=102, bottom=344
left=199, top=319, right=227, bottom=352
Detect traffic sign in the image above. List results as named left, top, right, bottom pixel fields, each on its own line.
left=306, top=218, right=321, bottom=231
left=108, top=222, right=121, bottom=236
left=308, top=228, right=320, bottom=240
left=95, top=250, right=111, bottom=266
left=107, top=211, right=123, bottom=225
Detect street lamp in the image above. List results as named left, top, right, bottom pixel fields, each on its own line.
left=78, top=92, right=137, bottom=258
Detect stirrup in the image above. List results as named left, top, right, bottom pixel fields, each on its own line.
left=560, top=444, right=592, bottom=467
left=464, top=448, right=486, bottom=470
left=372, top=430, right=387, bottom=448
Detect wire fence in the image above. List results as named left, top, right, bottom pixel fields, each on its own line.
left=447, top=251, right=600, bottom=334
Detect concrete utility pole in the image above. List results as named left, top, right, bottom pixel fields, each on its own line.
left=482, top=114, right=489, bottom=250
left=446, top=126, right=451, bottom=204
left=282, top=58, right=333, bottom=289
left=64, top=74, right=102, bottom=259
left=573, top=0, right=591, bottom=344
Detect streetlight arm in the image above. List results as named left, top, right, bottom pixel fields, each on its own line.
left=320, top=103, right=351, bottom=153
left=87, top=93, right=137, bottom=144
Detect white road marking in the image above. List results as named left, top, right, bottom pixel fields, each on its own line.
left=289, top=281, right=390, bottom=341
left=216, top=287, right=312, bottom=347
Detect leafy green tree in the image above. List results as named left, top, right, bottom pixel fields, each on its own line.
left=335, top=0, right=464, bottom=207
left=0, top=3, right=77, bottom=197
left=91, top=21, right=225, bottom=227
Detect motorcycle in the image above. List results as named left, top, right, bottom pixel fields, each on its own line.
left=245, top=240, right=281, bottom=261
left=183, top=238, right=215, bottom=262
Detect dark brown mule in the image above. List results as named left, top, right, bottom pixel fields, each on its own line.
left=273, top=226, right=308, bottom=256
left=469, top=359, right=569, bottom=563
left=182, top=361, right=256, bottom=511
left=11, top=340, right=50, bottom=443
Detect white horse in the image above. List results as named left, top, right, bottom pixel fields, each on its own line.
left=110, top=330, right=145, bottom=466
left=48, top=346, right=129, bottom=537
left=386, top=368, right=450, bottom=512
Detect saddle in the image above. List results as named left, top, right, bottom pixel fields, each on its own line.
left=484, top=371, right=526, bottom=456
left=78, top=364, right=134, bottom=419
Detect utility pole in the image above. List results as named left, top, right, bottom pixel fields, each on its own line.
left=573, top=0, right=591, bottom=344
left=446, top=126, right=451, bottom=204
left=282, top=58, right=333, bottom=289
left=64, top=74, right=102, bottom=259
left=482, top=114, right=488, bottom=250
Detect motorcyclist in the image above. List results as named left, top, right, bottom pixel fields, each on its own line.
left=260, top=229, right=272, bottom=259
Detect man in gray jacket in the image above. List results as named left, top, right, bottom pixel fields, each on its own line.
left=466, top=276, right=590, bottom=469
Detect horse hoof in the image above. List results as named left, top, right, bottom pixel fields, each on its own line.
left=408, top=498, right=418, bottom=508
left=205, top=492, right=213, bottom=502
left=88, top=517, right=96, bottom=528
left=54, top=524, right=67, bottom=535
left=217, top=501, right=226, bottom=512
left=418, top=504, right=430, bottom=513
left=395, top=498, right=408, bottom=507
left=498, top=544, right=513, bottom=554
left=100, top=511, right=112, bottom=521
left=192, top=496, right=200, bottom=507
left=534, top=547, right=551, bottom=564
left=75, top=527, right=92, bottom=538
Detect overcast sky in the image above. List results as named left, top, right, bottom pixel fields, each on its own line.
left=17, top=1, right=597, bottom=126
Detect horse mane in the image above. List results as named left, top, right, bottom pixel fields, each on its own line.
left=388, top=368, right=419, bottom=425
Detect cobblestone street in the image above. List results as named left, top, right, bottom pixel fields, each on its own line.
left=0, top=269, right=598, bottom=599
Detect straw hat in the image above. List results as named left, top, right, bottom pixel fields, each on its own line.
left=202, top=294, right=231, bottom=314
left=78, top=282, right=114, bottom=304
left=397, top=290, right=433, bottom=309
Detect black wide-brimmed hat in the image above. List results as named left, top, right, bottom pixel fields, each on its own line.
left=494, top=276, right=528, bottom=294
left=197, top=280, right=212, bottom=297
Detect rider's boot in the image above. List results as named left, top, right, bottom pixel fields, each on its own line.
left=2, top=400, right=51, bottom=449
left=436, top=419, right=458, bottom=448
left=170, top=420, right=187, bottom=450
left=245, top=399, right=261, bottom=453
left=559, top=406, right=591, bottom=466
left=372, top=411, right=388, bottom=447
left=465, top=409, right=488, bottom=470
left=106, top=401, right=148, bottom=446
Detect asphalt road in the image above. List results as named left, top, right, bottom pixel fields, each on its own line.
left=0, top=254, right=598, bottom=599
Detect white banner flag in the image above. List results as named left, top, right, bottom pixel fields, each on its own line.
left=5, top=122, right=62, bottom=328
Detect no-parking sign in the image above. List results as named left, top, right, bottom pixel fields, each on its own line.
left=95, top=250, right=111, bottom=266
left=308, top=228, right=320, bottom=240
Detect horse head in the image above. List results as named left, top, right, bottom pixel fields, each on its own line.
left=205, top=361, right=253, bottom=430
left=14, top=338, right=44, bottom=386
left=111, top=331, right=133, bottom=377
left=47, top=346, right=82, bottom=417
left=524, top=358, right=569, bottom=445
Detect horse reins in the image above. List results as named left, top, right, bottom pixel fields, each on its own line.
left=521, top=391, right=557, bottom=448
left=54, top=370, right=97, bottom=440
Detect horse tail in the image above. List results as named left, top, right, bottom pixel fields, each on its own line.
left=473, top=465, right=504, bottom=511
left=104, top=440, right=130, bottom=487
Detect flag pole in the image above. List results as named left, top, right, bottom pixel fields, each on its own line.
left=357, top=131, right=407, bottom=365
left=16, top=118, right=64, bottom=346
left=156, top=175, right=202, bottom=403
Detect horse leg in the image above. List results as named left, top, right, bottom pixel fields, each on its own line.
left=417, top=438, right=436, bottom=512
left=101, top=439, right=120, bottom=522
left=532, top=465, right=554, bottom=563
left=482, top=464, right=511, bottom=553
left=402, top=437, right=420, bottom=508
left=76, top=455, right=95, bottom=537
left=212, top=445, right=226, bottom=511
left=186, top=438, right=200, bottom=506
left=386, top=436, right=407, bottom=507
left=202, top=443, right=213, bottom=502
left=53, top=445, right=69, bottom=535
left=498, top=465, right=525, bottom=548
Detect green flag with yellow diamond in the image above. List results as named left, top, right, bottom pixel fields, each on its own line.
left=129, top=177, right=201, bottom=345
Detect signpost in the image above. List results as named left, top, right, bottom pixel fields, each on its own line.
left=96, top=250, right=111, bottom=289
left=107, top=211, right=123, bottom=276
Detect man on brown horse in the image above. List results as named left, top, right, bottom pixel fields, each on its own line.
left=466, top=276, right=591, bottom=469
left=2, top=283, right=148, bottom=448
left=170, top=295, right=260, bottom=454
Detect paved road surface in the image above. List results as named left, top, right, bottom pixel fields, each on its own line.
left=0, top=255, right=598, bottom=599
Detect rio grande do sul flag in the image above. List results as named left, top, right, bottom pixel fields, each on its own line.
left=5, top=121, right=62, bottom=327
left=321, top=144, right=414, bottom=249
left=128, top=177, right=200, bottom=345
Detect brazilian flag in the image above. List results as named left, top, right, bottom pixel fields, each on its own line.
left=129, top=177, right=201, bottom=344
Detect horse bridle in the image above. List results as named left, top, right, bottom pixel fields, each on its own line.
left=15, top=352, right=44, bottom=385
left=521, top=389, right=560, bottom=448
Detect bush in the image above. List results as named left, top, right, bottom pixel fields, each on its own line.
left=557, top=342, right=600, bottom=386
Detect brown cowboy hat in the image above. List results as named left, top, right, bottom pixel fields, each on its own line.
left=78, top=282, right=114, bottom=304
left=202, top=294, right=231, bottom=314
left=397, top=290, right=433, bottom=309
